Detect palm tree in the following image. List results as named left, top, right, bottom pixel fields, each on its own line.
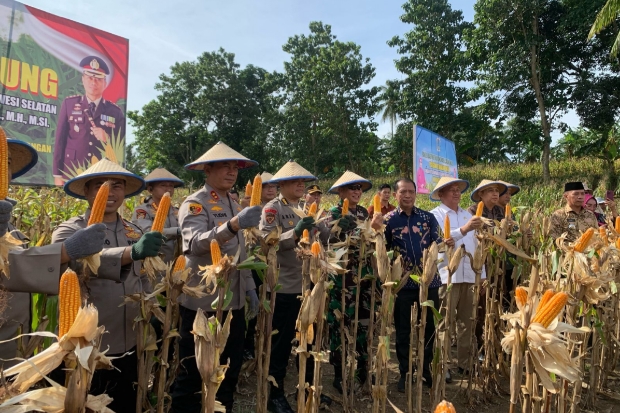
left=589, top=0, right=620, bottom=56
left=378, top=80, right=401, bottom=138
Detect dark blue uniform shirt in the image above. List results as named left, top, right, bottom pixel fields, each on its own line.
left=384, top=206, right=442, bottom=289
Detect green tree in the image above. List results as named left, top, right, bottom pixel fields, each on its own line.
left=378, top=80, right=401, bottom=138
left=276, top=22, right=380, bottom=176
left=589, top=0, right=620, bottom=56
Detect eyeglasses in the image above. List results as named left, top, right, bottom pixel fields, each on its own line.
left=346, top=184, right=363, bottom=191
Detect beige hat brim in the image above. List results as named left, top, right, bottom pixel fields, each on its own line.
left=7, top=139, right=38, bottom=179
left=144, top=168, right=184, bottom=187
left=185, top=141, right=257, bottom=170
left=270, top=161, right=316, bottom=183
left=64, top=158, right=145, bottom=200
left=328, top=170, right=372, bottom=193
left=430, top=178, right=469, bottom=201
left=470, top=180, right=507, bottom=202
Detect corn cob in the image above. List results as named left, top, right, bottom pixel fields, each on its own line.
left=531, top=292, right=568, bottom=328
left=152, top=192, right=171, bottom=233
left=536, top=289, right=555, bottom=316
left=308, top=202, right=317, bottom=216
left=616, top=216, right=620, bottom=233
left=245, top=181, right=252, bottom=198
left=573, top=227, right=594, bottom=253
left=311, top=241, right=321, bottom=257
left=505, top=203, right=511, bottom=218
left=210, top=239, right=222, bottom=264
left=434, top=400, right=456, bottom=413
left=515, top=286, right=528, bottom=308
left=373, top=193, right=381, bottom=213
left=105, top=145, right=118, bottom=163
left=58, top=269, right=81, bottom=337
left=250, top=174, right=262, bottom=206
left=342, top=198, right=349, bottom=216
left=0, top=127, right=7, bottom=200
left=599, top=227, right=608, bottom=246
left=475, top=201, right=484, bottom=217
left=173, top=255, right=186, bottom=272
left=302, top=229, right=309, bottom=242
left=444, top=215, right=450, bottom=239
left=87, top=181, right=110, bottom=226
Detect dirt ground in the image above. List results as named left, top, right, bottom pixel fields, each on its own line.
left=233, top=347, right=620, bottom=413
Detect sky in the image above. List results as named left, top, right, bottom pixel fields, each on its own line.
left=21, top=0, right=575, bottom=143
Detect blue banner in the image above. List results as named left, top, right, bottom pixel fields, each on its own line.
left=413, top=125, right=458, bottom=194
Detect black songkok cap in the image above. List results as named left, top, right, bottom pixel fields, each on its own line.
left=564, top=182, right=584, bottom=192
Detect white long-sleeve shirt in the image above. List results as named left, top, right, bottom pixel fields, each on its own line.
left=431, top=203, right=486, bottom=284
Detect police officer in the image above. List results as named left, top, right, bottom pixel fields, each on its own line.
left=171, top=142, right=261, bottom=413
left=52, top=159, right=164, bottom=413
left=53, top=56, right=125, bottom=185
left=0, top=138, right=106, bottom=365
left=132, top=168, right=184, bottom=264
left=259, top=161, right=332, bottom=412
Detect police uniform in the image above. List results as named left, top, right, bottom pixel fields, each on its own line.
left=132, top=197, right=180, bottom=263
left=1, top=223, right=63, bottom=365
left=172, top=183, right=254, bottom=413
left=549, top=205, right=598, bottom=242
left=53, top=56, right=125, bottom=180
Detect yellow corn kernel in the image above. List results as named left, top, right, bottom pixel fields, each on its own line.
left=91, top=155, right=99, bottom=165
left=302, top=229, right=309, bottom=242
left=599, top=227, right=608, bottom=246
left=615, top=216, right=620, bottom=233
left=515, top=286, right=528, bottom=308
left=536, top=290, right=555, bottom=316
left=152, top=192, right=171, bottom=233
left=87, top=181, right=110, bottom=226
left=308, top=202, right=317, bottom=216
left=311, top=241, right=321, bottom=257
left=373, top=193, right=381, bottom=213
left=0, top=127, right=7, bottom=200
left=210, top=239, right=222, bottom=264
left=444, top=215, right=450, bottom=239
left=250, top=174, right=262, bottom=206
left=173, top=255, right=186, bottom=272
left=505, top=203, right=511, bottom=218
left=105, top=145, right=118, bottom=163
left=245, top=181, right=252, bottom=198
left=574, top=228, right=595, bottom=253
left=531, top=292, right=568, bottom=328
left=434, top=400, right=456, bottom=413
left=342, top=198, right=349, bottom=216
left=58, top=269, right=81, bottom=337
left=475, top=201, right=484, bottom=217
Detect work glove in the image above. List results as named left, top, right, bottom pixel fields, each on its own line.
left=237, top=205, right=262, bottom=229
left=131, top=231, right=165, bottom=260
left=0, top=200, right=13, bottom=237
left=336, top=214, right=356, bottom=232
left=246, top=289, right=259, bottom=320
left=64, top=224, right=106, bottom=260
left=294, top=216, right=316, bottom=237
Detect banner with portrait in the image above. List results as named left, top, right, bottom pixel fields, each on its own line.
left=413, top=125, right=458, bottom=194
left=0, top=0, right=128, bottom=186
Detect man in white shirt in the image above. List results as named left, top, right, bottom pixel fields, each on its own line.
left=430, top=177, right=484, bottom=374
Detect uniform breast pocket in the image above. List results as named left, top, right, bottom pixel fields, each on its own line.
left=68, top=116, right=86, bottom=139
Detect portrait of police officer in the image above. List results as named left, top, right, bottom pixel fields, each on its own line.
left=53, top=56, right=125, bottom=186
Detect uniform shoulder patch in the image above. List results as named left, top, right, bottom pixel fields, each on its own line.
left=265, top=207, right=277, bottom=224
left=135, top=209, right=148, bottom=219
left=189, top=203, right=203, bottom=215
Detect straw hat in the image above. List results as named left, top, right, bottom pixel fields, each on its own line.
left=470, top=180, right=508, bottom=202
left=328, top=170, right=372, bottom=194
left=260, top=172, right=274, bottom=185
left=144, top=168, right=184, bottom=187
left=429, top=177, right=469, bottom=202
left=64, top=158, right=145, bottom=200
left=7, top=139, right=38, bottom=179
left=498, top=180, right=520, bottom=196
left=270, top=161, right=316, bottom=183
left=185, top=141, right=257, bottom=171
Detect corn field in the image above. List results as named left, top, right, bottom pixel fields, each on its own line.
left=3, top=157, right=620, bottom=413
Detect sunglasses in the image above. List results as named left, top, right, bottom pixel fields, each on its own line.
left=346, top=184, right=363, bottom=191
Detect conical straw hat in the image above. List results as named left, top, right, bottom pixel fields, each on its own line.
left=498, top=180, right=520, bottom=196
left=144, top=168, right=184, bottom=187
left=260, top=172, right=274, bottom=184
left=429, top=177, right=469, bottom=201
left=270, top=161, right=316, bottom=183
left=7, top=139, right=38, bottom=179
left=64, top=158, right=145, bottom=200
left=470, top=179, right=507, bottom=202
left=185, top=141, right=257, bottom=170
left=328, top=170, right=372, bottom=194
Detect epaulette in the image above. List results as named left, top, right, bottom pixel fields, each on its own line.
left=66, top=94, right=82, bottom=99
left=104, top=99, right=122, bottom=110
